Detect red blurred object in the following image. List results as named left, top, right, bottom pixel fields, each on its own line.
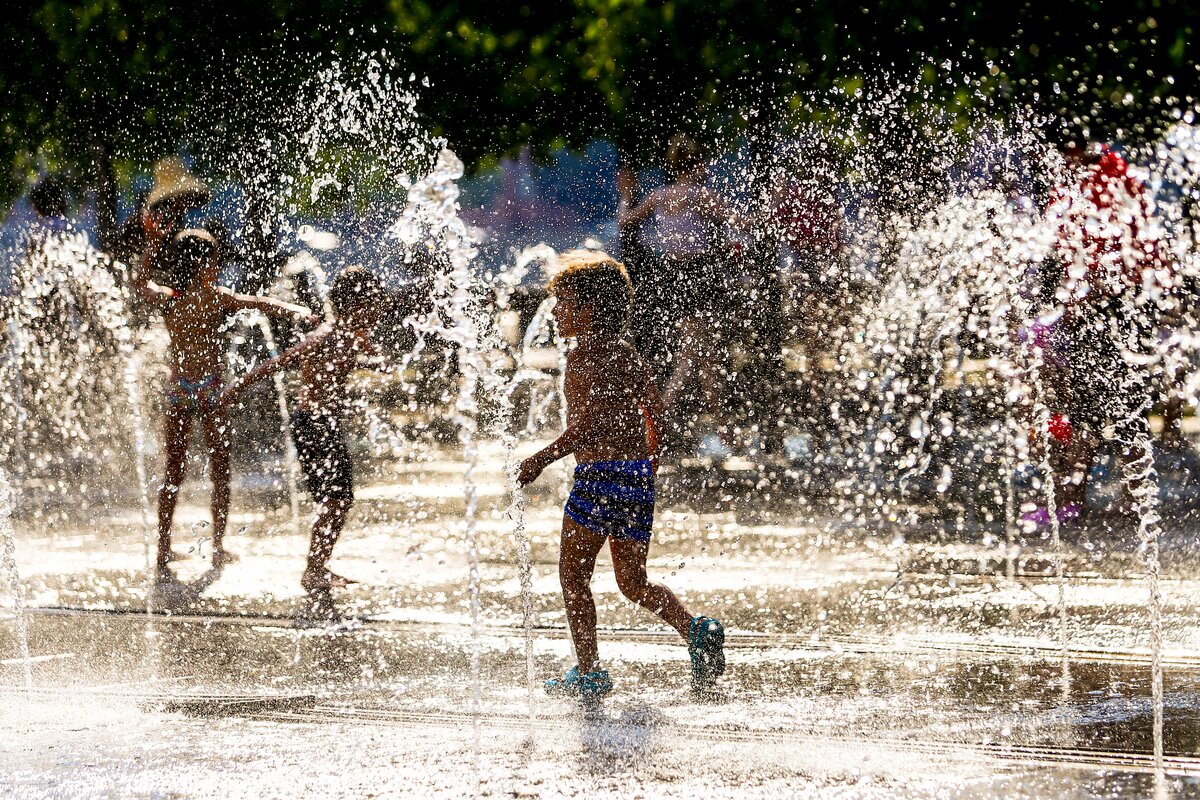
left=1052, top=144, right=1170, bottom=305
left=1048, top=413, right=1073, bottom=447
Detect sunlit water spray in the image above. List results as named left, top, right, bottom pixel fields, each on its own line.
left=254, top=314, right=303, bottom=537
left=0, top=467, right=32, bottom=689
left=7, top=57, right=1200, bottom=794
left=390, top=147, right=490, bottom=789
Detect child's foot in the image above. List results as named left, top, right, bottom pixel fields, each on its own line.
left=151, top=569, right=198, bottom=608
left=211, top=549, right=238, bottom=568
left=295, top=587, right=342, bottom=626
left=154, top=564, right=180, bottom=584
left=544, top=666, right=613, bottom=698
left=300, top=570, right=356, bottom=591
left=689, top=616, right=726, bottom=688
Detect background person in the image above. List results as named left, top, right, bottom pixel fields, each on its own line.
left=618, top=133, right=742, bottom=453
left=1050, top=142, right=1172, bottom=520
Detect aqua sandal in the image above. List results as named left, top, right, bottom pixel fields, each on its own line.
left=688, top=616, right=726, bottom=687
left=545, top=666, right=613, bottom=698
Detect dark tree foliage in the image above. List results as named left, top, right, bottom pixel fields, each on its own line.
left=2, top=0, right=1197, bottom=204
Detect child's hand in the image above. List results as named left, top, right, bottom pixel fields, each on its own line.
left=517, top=456, right=545, bottom=487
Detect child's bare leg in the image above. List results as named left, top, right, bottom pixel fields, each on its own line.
left=157, top=409, right=192, bottom=571
left=301, top=498, right=352, bottom=589
left=661, top=317, right=700, bottom=414
left=559, top=517, right=607, bottom=672
left=695, top=332, right=730, bottom=441
left=610, top=537, right=693, bottom=638
left=202, top=410, right=234, bottom=566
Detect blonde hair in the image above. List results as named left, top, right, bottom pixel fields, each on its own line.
left=547, top=251, right=632, bottom=334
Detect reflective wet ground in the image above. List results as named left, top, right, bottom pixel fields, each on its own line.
left=4, top=447, right=1200, bottom=798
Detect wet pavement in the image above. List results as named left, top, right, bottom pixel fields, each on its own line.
left=4, top=446, right=1200, bottom=798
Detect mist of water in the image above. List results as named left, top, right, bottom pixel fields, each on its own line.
left=0, top=467, right=31, bottom=689
left=7, top=57, right=1200, bottom=796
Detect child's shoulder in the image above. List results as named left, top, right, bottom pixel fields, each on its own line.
left=574, top=338, right=645, bottom=379
left=572, top=335, right=628, bottom=360
left=293, top=322, right=337, bottom=353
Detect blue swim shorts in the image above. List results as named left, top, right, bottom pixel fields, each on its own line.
left=564, top=459, right=655, bottom=542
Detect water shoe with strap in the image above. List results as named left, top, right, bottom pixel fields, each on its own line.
left=544, top=665, right=613, bottom=698
left=689, top=616, right=726, bottom=687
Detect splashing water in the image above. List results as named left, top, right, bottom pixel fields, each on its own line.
left=509, top=478, right=536, bottom=728
left=390, top=146, right=489, bottom=789
left=254, top=315, right=304, bottom=537
left=0, top=467, right=31, bottom=690
left=7, top=56, right=1200, bottom=796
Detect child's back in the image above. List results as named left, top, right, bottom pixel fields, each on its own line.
left=564, top=337, right=657, bottom=464
left=293, top=325, right=374, bottom=418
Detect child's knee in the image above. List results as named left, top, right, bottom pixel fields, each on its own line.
left=321, top=493, right=353, bottom=514
left=616, top=573, right=650, bottom=604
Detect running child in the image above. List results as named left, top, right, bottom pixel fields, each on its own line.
left=220, top=267, right=385, bottom=592
left=135, top=217, right=315, bottom=579
left=518, top=251, right=725, bottom=697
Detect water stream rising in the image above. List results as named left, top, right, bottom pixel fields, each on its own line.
left=256, top=317, right=303, bottom=537
left=0, top=467, right=32, bottom=689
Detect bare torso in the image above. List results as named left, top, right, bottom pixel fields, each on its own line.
left=162, top=284, right=232, bottom=381
left=295, top=324, right=374, bottom=417
left=565, top=338, right=653, bottom=463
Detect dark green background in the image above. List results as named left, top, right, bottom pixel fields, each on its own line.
left=4, top=0, right=1197, bottom=204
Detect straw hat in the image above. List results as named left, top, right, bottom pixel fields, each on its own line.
left=147, top=156, right=210, bottom=210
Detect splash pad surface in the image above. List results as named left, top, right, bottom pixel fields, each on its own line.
left=4, top=444, right=1200, bottom=799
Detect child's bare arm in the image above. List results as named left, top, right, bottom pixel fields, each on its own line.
left=132, top=223, right=176, bottom=306
left=220, top=330, right=326, bottom=406
left=617, top=190, right=658, bottom=228
left=218, top=288, right=317, bottom=324
left=518, top=356, right=598, bottom=485
left=635, top=359, right=664, bottom=469
left=518, top=419, right=595, bottom=485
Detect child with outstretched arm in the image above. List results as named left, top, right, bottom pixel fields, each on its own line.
left=518, top=251, right=725, bottom=697
left=220, top=267, right=385, bottom=592
left=134, top=218, right=316, bottom=578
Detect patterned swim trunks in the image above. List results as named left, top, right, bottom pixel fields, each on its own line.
left=564, top=459, right=655, bottom=542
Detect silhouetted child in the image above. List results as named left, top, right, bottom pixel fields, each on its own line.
left=220, top=267, right=385, bottom=592
left=518, top=251, right=725, bottom=697
left=135, top=218, right=314, bottom=579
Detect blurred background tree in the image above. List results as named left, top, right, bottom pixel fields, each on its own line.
left=4, top=0, right=1197, bottom=218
